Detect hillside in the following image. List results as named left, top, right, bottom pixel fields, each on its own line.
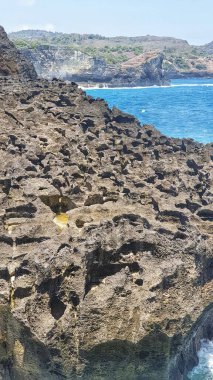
left=9, top=30, right=190, bottom=49
left=200, top=41, right=213, bottom=55
left=8, top=30, right=192, bottom=65
left=9, top=30, right=213, bottom=85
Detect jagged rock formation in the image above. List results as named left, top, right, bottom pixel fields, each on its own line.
left=0, top=75, right=212, bottom=380
left=21, top=45, right=94, bottom=81
left=0, top=26, right=37, bottom=80
left=0, top=25, right=212, bottom=380
left=21, top=46, right=166, bottom=87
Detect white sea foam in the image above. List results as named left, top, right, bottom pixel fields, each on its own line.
left=82, top=83, right=213, bottom=90
left=187, top=340, right=213, bottom=380
left=171, top=84, right=213, bottom=88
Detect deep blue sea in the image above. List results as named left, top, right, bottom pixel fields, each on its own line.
left=87, top=78, right=213, bottom=379
left=86, top=78, right=213, bottom=144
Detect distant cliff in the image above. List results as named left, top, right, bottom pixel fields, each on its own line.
left=21, top=45, right=166, bottom=87
left=9, top=30, right=213, bottom=86
left=162, top=50, right=213, bottom=79
left=0, top=26, right=37, bottom=80
left=200, top=41, right=213, bottom=55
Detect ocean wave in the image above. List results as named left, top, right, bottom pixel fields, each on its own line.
left=171, top=84, right=213, bottom=88
left=83, top=84, right=213, bottom=90
left=187, top=340, right=213, bottom=380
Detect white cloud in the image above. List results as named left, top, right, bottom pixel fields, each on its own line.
left=17, top=0, right=36, bottom=6
left=43, top=23, right=55, bottom=32
left=14, top=23, right=56, bottom=32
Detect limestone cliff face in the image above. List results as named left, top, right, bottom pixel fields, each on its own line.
left=0, top=76, right=212, bottom=380
left=21, top=46, right=167, bottom=86
left=22, top=46, right=94, bottom=80
left=0, top=26, right=37, bottom=80
left=8, top=29, right=213, bottom=83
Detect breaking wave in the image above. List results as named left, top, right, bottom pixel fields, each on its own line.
left=187, top=340, right=213, bottom=380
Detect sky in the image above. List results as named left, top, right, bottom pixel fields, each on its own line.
left=0, top=0, right=212, bottom=45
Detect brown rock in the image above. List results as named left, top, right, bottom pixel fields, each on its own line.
left=0, top=30, right=212, bottom=380
left=0, top=25, right=37, bottom=80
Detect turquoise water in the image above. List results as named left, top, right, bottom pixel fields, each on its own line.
left=86, top=78, right=213, bottom=144
left=187, top=340, right=213, bottom=380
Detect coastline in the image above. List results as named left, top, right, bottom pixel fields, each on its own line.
left=85, top=77, right=213, bottom=144
left=81, top=83, right=213, bottom=90
left=80, top=77, right=213, bottom=90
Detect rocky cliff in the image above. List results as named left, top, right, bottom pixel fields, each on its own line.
left=0, top=26, right=37, bottom=80
left=0, top=27, right=212, bottom=380
left=21, top=45, right=166, bottom=87
left=162, top=54, right=213, bottom=79
left=9, top=30, right=213, bottom=85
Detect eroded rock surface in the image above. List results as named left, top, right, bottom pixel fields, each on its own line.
left=0, top=75, right=212, bottom=379
left=21, top=46, right=166, bottom=87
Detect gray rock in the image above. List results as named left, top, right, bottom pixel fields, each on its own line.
left=0, top=26, right=37, bottom=80
left=0, top=27, right=212, bottom=380
left=21, top=45, right=167, bottom=87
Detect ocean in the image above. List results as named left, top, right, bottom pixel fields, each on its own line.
left=87, top=78, right=213, bottom=379
left=187, top=340, right=213, bottom=380
left=86, top=78, right=213, bottom=144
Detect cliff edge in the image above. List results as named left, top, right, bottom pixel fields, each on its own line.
left=9, top=30, right=213, bottom=85
left=0, top=26, right=37, bottom=80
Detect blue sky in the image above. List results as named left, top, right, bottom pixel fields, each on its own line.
left=1, top=0, right=212, bottom=45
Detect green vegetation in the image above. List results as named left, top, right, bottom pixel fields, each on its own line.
left=174, top=57, right=190, bottom=70
left=80, top=45, right=143, bottom=64
left=162, top=61, right=173, bottom=70
left=14, top=39, right=41, bottom=49
left=10, top=30, right=211, bottom=71
left=12, top=37, right=144, bottom=64
left=195, top=63, right=207, bottom=70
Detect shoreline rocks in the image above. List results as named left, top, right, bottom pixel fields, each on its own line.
left=0, top=26, right=212, bottom=379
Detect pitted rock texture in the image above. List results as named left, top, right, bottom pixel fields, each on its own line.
left=0, top=77, right=212, bottom=380
left=0, top=26, right=37, bottom=80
